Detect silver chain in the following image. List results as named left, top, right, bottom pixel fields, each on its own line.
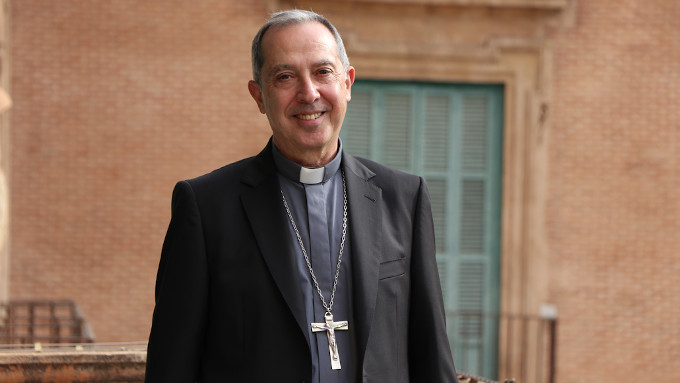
left=281, top=170, right=347, bottom=315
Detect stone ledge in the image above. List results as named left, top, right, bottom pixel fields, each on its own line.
left=0, top=348, right=507, bottom=383
left=0, top=349, right=146, bottom=383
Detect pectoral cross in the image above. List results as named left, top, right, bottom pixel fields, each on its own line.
left=311, top=312, right=349, bottom=370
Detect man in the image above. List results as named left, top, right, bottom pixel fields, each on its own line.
left=145, top=9, right=457, bottom=383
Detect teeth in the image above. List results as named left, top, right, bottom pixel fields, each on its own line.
left=297, top=112, right=322, bottom=120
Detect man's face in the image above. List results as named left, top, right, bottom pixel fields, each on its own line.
left=248, top=22, right=355, bottom=166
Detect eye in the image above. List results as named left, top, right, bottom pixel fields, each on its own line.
left=277, top=73, right=293, bottom=81
left=318, top=68, right=333, bottom=75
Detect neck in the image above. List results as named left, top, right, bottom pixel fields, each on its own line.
left=295, top=152, right=335, bottom=168
left=275, top=143, right=338, bottom=168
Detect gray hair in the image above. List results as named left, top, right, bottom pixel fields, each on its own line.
left=251, top=9, right=350, bottom=86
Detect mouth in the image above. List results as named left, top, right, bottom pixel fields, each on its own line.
left=295, top=112, right=324, bottom=120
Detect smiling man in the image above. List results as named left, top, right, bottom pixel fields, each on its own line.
left=247, top=20, right=354, bottom=168
left=145, top=9, right=457, bottom=383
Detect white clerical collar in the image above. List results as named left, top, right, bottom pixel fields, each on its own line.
left=272, top=139, right=343, bottom=185
left=299, top=166, right=325, bottom=184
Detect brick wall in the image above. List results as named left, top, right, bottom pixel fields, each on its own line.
left=9, top=0, right=273, bottom=342
left=549, top=0, right=680, bottom=382
left=6, top=0, right=680, bottom=382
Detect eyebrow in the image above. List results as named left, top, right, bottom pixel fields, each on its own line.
left=268, top=64, right=293, bottom=76
left=313, top=60, right=337, bottom=69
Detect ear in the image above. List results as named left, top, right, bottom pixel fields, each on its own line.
left=344, top=66, right=355, bottom=102
left=248, top=80, right=267, bottom=114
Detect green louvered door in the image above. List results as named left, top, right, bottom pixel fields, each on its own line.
left=342, top=81, right=503, bottom=379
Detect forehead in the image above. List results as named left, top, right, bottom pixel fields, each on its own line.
left=260, top=21, right=339, bottom=67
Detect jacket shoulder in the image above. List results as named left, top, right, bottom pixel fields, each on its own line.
left=350, top=155, right=422, bottom=192
left=187, top=156, right=254, bottom=187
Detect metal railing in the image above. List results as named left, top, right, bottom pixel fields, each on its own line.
left=449, top=312, right=557, bottom=383
left=0, top=300, right=94, bottom=346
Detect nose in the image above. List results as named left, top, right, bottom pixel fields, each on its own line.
left=296, top=75, right=320, bottom=104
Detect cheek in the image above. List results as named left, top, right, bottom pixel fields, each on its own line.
left=263, top=88, right=291, bottom=112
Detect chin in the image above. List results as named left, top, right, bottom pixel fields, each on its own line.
left=298, top=131, right=335, bottom=148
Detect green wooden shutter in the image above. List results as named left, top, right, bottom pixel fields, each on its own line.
left=382, top=90, right=413, bottom=171
left=343, top=81, right=503, bottom=379
left=452, top=91, right=503, bottom=378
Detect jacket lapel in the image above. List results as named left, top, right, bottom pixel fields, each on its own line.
left=239, top=145, right=383, bottom=359
left=342, top=153, right=382, bottom=364
left=240, top=143, right=309, bottom=345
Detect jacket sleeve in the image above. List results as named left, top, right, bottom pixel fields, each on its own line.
left=408, top=177, right=458, bottom=382
left=145, top=181, right=209, bottom=382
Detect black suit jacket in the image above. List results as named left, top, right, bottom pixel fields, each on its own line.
left=145, top=141, right=457, bottom=382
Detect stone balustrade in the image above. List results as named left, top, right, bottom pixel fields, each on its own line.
left=0, top=346, right=146, bottom=383
left=0, top=345, right=510, bottom=382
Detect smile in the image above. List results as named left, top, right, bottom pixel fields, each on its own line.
left=296, top=112, right=323, bottom=120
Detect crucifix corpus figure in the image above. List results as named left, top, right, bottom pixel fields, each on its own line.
left=312, top=312, right=349, bottom=370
